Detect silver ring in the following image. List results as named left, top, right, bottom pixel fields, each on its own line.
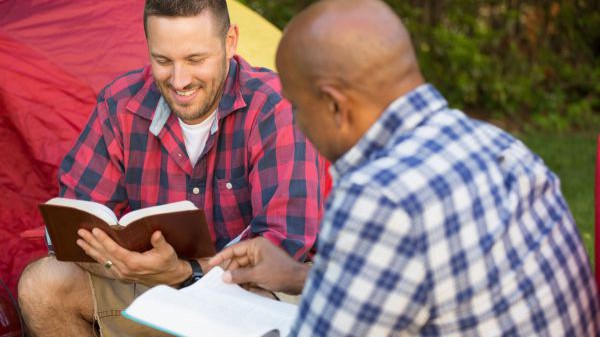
left=104, top=260, right=113, bottom=269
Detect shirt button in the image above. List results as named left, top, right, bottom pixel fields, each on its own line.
left=192, top=187, right=200, bottom=195
left=225, top=182, right=233, bottom=190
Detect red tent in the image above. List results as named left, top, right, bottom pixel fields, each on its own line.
left=0, top=0, right=149, bottom=297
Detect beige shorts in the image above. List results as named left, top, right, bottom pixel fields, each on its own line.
left=88, top=273, right=174, bottom=337
left=88, top=273, right=301, bottom=337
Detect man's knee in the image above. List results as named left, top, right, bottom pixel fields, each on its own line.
left=18, top=256, right=89, bottom=310
left=19, top=257, right=95, bottom=335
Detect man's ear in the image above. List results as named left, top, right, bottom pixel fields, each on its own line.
left=320, top=85, right=349, bottom=128
left=225, top=24, right=239, bottom=59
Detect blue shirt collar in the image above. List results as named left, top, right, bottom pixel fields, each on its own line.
left=330, top=83, right=447, bottom=181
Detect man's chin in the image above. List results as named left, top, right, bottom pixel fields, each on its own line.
left=173, top=107, right=212, bottom=123
left=161, top=90, right=216, bottom=122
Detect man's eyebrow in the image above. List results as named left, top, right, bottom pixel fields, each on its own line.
left=150, top=52, right=210, bottom=59
left=150, top=53, right=167, bottom=59
left=185, top=53, right=209, bottom=58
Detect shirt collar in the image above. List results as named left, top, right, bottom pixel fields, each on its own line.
left=330, top=83, right=447, bottom=181
left=130, top=56, right=247, bottom=136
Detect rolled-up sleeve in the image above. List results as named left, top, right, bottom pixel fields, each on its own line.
left=246, top=94, right=325, bottom=261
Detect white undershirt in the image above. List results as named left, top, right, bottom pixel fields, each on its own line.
left=178, top=110, right=217, bottom=166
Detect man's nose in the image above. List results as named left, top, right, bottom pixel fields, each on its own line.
left=170, top=63, right=192, bottom=90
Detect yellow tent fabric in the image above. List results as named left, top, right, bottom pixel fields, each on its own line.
left=227, top=1, right=282, bottom=70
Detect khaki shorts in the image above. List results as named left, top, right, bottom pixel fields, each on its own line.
left=88, top=272, right=301, bottom=337
left=88, top=273, right=174, bottom=337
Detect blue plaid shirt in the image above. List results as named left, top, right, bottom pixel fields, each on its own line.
left=290, top=84, right=599, bottom=336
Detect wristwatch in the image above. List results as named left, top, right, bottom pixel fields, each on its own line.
left=180, top=259, right=203, bottom=288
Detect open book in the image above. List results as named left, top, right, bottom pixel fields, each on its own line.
left=123, top=267, right=298, bottom=337
left=39, top=198, right=215, bottom=262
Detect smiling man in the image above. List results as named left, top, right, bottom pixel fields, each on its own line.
left=148, top=9, right=229, bottom=126
left=17, top=1, right=324, bottom=336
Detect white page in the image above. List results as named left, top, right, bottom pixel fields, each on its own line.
left=118, top=200, right=197, bottom=226
left=182, top=267, right=298, bottom=326
left=123, top=267, right=298, bottom=337
left=45, top=197, right=117, bottom=225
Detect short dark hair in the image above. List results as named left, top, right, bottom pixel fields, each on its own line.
left=144, top=0, right=230, bottom=37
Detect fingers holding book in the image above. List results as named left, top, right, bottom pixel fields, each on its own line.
left=76, top=227, right=127, bottom=279
left=76, top=228, right=193, bottom=286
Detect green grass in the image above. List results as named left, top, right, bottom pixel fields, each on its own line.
left=519, top=132, right=597, bottom=268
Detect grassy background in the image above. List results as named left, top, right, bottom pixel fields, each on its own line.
left=519, top=132, right=597, bottom=268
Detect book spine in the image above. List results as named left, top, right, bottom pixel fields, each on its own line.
left=38, top=206, right=60, bottom=257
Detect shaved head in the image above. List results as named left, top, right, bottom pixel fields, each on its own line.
left=276, top=0, right=424, bottom=162
left=277, top=0, right=423, bottom=105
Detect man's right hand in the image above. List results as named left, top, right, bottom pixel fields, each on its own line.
left=209, top=237, right=309, bottom=295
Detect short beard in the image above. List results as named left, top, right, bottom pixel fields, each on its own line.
left=172, top=84, right=221, bottom=122
left=158, top=56, right=229, bottom=123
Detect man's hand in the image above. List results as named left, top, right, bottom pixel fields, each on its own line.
left=76, top=228, right=205, bottom=286
left=209, top=237, right=309, bottom=295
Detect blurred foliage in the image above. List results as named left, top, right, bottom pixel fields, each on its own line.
left=238, top=0, right=600, bottom=132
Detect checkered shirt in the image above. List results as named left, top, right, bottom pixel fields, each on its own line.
left=290, top=84, right=599, bottom=336
left=58, top=55, right=325, bottom=259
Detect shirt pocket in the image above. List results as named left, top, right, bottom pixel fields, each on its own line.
left=213, top=176, right=252, bottom=237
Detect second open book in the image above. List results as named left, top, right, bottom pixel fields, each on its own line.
left=123, top=267, right=298, bottom=337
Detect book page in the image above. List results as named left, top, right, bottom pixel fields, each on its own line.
left=45, top=197, right=117, bottom=225
left=119, top=200, right=197, bottom=227
left=123, top=267, right=298, bottom=337
left=182, top=267, right=298, bottom=325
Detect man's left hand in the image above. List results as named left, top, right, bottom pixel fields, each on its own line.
left=76, top=228, right=194, bottom=286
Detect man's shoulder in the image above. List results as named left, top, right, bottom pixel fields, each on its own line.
left=344, top=112, right=525, bottom=206
left=97, top=65, right=153, bottom=103
left=235, top=56, right=285, bottom=107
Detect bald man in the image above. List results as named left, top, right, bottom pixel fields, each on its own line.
left=211, top=0, right=600, bottom=335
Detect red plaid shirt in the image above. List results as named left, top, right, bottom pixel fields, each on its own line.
left=58, top=55, right=325, bottom=259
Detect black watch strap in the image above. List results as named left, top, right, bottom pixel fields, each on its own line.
left=181, top=259, right=203, bottom=288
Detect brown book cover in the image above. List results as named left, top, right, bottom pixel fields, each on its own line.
left=39, top=201, right=216, bottom=263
